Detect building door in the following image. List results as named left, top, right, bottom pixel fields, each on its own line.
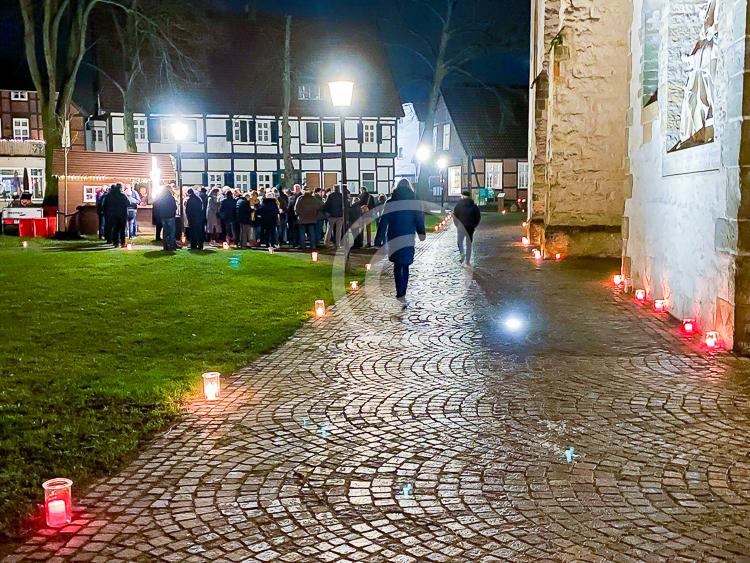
left=323, top=172, right=338, bottom=189
left=304, top=172, right=321, bottom=190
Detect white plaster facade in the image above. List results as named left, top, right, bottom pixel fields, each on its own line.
left=395, top=103, right=421, bottom=182
left=623, top=0, right=747, bottom=347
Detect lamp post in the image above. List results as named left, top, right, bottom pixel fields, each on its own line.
left=171, top=120, right=189, bottom=237
left=437, top=156, right=448, bottom=212
left=328, top=80, right=354, bottom=271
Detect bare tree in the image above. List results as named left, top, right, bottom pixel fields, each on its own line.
left=281, top=15, right=296, bottom=187
left=91, top=0, right=205, bottom=152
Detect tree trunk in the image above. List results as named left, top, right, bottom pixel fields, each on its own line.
left=123, top=94, right=137, bottom=152
left=281, top=15, right=295, bottom=187
left=41, top=103, right=60, bottom=206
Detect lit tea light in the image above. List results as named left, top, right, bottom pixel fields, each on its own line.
left=181, top=235, right=186, bottom=244
left=521, top=237, right=530, bottom=246
left=613, top=274, right=623, bottom=286
left=22, top=241, right=28, bottom=248
left=532, top=249, right=542, bottom=260
left=682, top=319, right=695, bottom=334
left=653, top=299, right=667, bottom=312
left=222, top=242, right=229, bottom=250
left=501, top=210, right=507, bottom=215
left=268, top=247, right=275, bottom=254
left=705, top=331, right=720, bottom=349
left=311, top=251, right=318, bottom=262
left=635, top=289, right=646, bottom=301
left=202, top=371, right=220, bottom=401
left=126, top=243, right=133, bottom=251
left=555, top=253, right=562, bottom=262
left=522, top=221, right=527, bottom=228
left=365, top=263, right=371, bottom=271
left=314, top=299, right=326, bottom=318
left=434, top=225, right=439, bottom=232
left=350, top=281, right=359, bottom=290
left=42, top=478, right=72, bottom=528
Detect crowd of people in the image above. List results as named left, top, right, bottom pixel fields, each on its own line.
left=95, top=181, right=388, bottom=252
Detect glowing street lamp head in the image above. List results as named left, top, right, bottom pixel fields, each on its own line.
left=171, top=120, right=189, bottom=141
left=328, top=80, right=354, bottom=107
left=415, top=144, right=432, bottom=163
left=505, top=316, right=523, bottom=331
left=437, top=156, right=448, bottom=170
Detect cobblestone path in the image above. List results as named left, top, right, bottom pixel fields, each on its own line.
left=7, top=214, right=750, bottom=562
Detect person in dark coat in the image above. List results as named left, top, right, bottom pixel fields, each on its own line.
left=453, top=190, right=482, bottom=265
left=258, top=191, right=280, bottom=247
left=277, top=189, right=289, bottom=244
left=156, top=188, right=178, bottom=251
left=236, top=194, right=253, bottom=249
left=219, top=189, right=236, bottom=243
left=103, top=183, right=129, bottom=248
left=347, top=189, right=364, bottom=249
left=373, top=193, right=387, bottom=247
left=287, top=184, right=302, bottom=247
left=323, top=185, right=344, bottom=247
left=151, top=188, right=163, bottom=242
left=376, top=179, right=425, bottom=307
left=96, top=186, right=108, bottom=240
left=358, top=186, right=377, bottom=247
left=185, top=188, right=205, bottom=250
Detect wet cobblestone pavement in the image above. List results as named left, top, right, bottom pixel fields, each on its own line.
left=6, top=214, right=750, bottom=562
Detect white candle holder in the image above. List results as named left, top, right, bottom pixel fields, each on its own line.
left=314, top=300, right=326, bottom=318
left=43, top=478, right=72, bottom=528
left=202, top=372, right=221, bottom=401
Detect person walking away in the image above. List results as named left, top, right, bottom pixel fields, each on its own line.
left=377, top=179, right=425, bottom=307
left=236, top=193, right=253, bottom=249
left=219, top=188, right=236, bottom=243
left=347, top=189, right=364, bottom=249
left=453, top=190, right=482, bottom=265
left=124, top=184, right=141, bottom=239
left=358, top=186, right=376, bottom=247
left=185, top=188, right=205, bottom=250
left=288, top=184, right=302, bottom=247
left=258, top=190, right=280, bottom=247
left=323, top=185, right=344, bottom=247
left=156, top=187, right=178, bottom=251
left=199, top=187, right=208, bottom=237
left=294, top=187, right=322, bottom=249
left=96, top=186, right=108, bottom=240
left=103, top=183, right=129, bottom=248
left=205, top=188, right=222, bottom=243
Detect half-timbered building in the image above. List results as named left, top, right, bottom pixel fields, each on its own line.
left=87, top=15, right=403, bottom=194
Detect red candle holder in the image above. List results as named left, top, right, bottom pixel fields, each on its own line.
left=222, top=242, right=229, bottom=250
left=315, top=299, right=326, bottom=318
left=705, top=331, right=720, bottom=349
left=43, top=478, right=72, bottom=528
left=681, top=319, right=695, bottom=334
left=555, top=253, right=562, bottom=262
left=653, top=299, right=667, bottom=312
left=532, top=249, right=542, bottom=260
left=613, top=274, right=623, bottom=287
left=635, top=289, right=646, bottom=301
left=521, top=236, right=530, bottom=247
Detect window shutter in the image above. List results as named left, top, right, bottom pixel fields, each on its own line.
left=187, top=120, right=198, bottom=142
left=240, top=122, right=248, bottom=143
left=225, top=171, right=235, bottom=188
left=202, top=171, right=208, bottom=186
left=248, top=121, right=256, bottom=142
left=272, top=171, right=281, bottom=187
left=270, top=122, right=279, bottom=143
left=250, top=171, right=258, bottom=189
left=226, top=119, right=232, bottom=141
left=147, top=117, right=161, bottom=143
left=376, top=124, right=383, bottom=144
left=357, top=122, right=363, bottom=143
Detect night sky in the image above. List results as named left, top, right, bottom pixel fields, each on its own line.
left=0, top=0, right=530, bottom=113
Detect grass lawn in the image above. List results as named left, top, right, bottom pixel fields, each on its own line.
left=0, top=238, right=349, bottom=538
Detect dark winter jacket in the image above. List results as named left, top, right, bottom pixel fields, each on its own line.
left=236, top=197, right=253, bottom=225
left=288, top=193, right=301, bottom=223
left=185, top=193, right=204, bottom=226
left=323, top=191, right=343, bottom=218
left=257, top=198, right=280, bottom=227
left=155, top=191, right=177, bottom=221
left=219, top=194, right=236, bottom=222
left=453, top=197, right=482, bottom=232
left=102, top=186, right=129, bottom=222
left=294, top=193, right=322, bottom=224
left=376, top=187, right=425, bottom=265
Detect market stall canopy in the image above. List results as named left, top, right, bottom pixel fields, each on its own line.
left=52, top=150, right=176, bottom=182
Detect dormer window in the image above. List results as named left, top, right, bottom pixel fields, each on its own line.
left=298, top=84, right=321, bottom=100
left=10, top=91, right=28, bottom=101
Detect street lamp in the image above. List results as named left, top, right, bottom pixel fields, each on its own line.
left=415, top=144, right=432, bottom=163
left=328, top=79, right=354, bottom=271
left=437, top=156, right=448, bottom=212
left=171, top=120, right=188, bottom=238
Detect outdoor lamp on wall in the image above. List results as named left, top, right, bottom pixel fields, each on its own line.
left=170, top=120, right=189, bottom=141
left=315, top=300, right=326, bottom=318
left=328, top=80, right=354, bottom=107
left=43, top=478, right=72, bottom=528
left=202, top=372, right=220, bottom=401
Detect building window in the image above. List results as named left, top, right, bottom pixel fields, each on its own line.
left=30, top=168, right=44, bottom=199
left=442, top=124, right=450, bottom=150
left=298, top=84, right=321, bottom=100
left=518, top=162, right=529, bottom=189
left=95, top=130, right=104, bottom=142
left=133, top=118, right=146, bottom=141
left=322, top=122, right=336, bottom=145
left=233, top=119, right=254, bottom=143
left=398, top=147, right=404, bottom=159
left=208, top=173, right=224, bottom=189
left=447, top=165, right=462, bottom=197
left=432, top=126, right=438, bottom=150
left=361, top=171, right=376, bottom=192
left=83, top=185, right=98, bottom=203
left=641, top=0, right=662, bottom=107
left=257, top=172, right=273, bottom=190
left=257, top=121, right=271, bottom=144
left=485, top=162, right=503, bottom=190
left=306, top=122, right=320, bottom=144
left=363, top=123, right=376, bottom=143
left=160, top=118, right=196, bottom=143
left=13, top=118, right=30, bottom=140
left=10, top=91, right=28, bottom=101
left=234, top=173, right=250, bottom=191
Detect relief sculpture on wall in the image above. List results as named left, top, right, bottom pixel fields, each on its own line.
left=671, top=0, right=717, bottom=151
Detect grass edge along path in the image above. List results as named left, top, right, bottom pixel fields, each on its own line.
left=0, top=241, right=360, bottom=540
